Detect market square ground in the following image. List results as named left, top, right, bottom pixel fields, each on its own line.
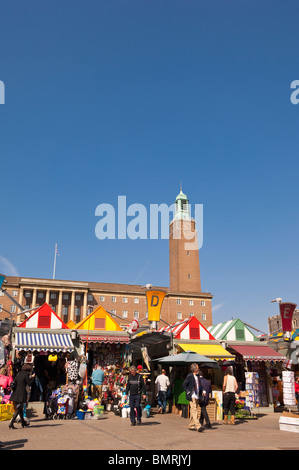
left=0, top=404, right=298, bottom=451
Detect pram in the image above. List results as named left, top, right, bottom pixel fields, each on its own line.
left=45, top=395, right=58, bottom=420
left=57, top=387, right=77, bottom=419
left=57, top=396, right=69, bottom=419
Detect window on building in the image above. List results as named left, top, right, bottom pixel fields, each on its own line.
left=25, top=291, right=31, bottom=298
left=94, top=318, right=106, bottom=329
left=201, top=300, right=205, bottom=307
left=74, top=307, right=81, bottom=319
left=190, top=328, right=199, bottom=339
left=51, top=292, right=56, bottom=299
left=177, top=312, right=182, bottom=320
left=188, top=274, right=191, bottom=279
left=10, top=305, right=16, bottom=313
left=189, top=300, right=194, bottom=306
left=87, top=294, right=93, bottom=301
left=177, top=299, right=181, bottom=305
left=123, top=297, right=128, bottom=303
left=0, top=291, right=4, bottom=296
left=189, top=312, right=194, bottom=317
left=38, top=292, right=44, bottom=299
left=0, top=304, right=2, bottom=312
left=38, top=314, right=51, bottom=328
left=63, top=294, right=69, bottom=300
left=75, top=294, right=81, bottom=301
left=201, top=313, right=206, bottom=321
left=111, top=296, right=116, bottom=302
left=235, top=329, right=245, bottom=341
left=122, top=310, right=128, bottom=318
left=100, top=295, right=105, bottom=302
left=62, top=307, right=68, bottom=316
left=134, top=311, right=139, bottom=319
left=12, top=290, right=18, bottom=297
left=134, top=298, right=139, bottom=304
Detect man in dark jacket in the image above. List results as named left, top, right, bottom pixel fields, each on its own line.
left=182, top=363, right=204, bottom=432
left=198, top=370, right=212, bottom=429
left=125, top=365, right=146, bottom=426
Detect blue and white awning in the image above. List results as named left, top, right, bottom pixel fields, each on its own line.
left=15, top=331, right=74, bottom=352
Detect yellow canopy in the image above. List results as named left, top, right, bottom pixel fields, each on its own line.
left=178, top=343, right=234, bottom=361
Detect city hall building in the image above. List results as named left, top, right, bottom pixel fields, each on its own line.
left=0, top=190, right=213, bottom=329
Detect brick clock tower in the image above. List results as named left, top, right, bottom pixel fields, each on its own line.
left=168, top=188, right=213, bottom=325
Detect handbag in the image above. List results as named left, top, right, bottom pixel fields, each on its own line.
left=10, top=379, right=17, bottom=391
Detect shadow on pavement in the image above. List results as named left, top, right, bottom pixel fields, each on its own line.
left=0, top=439, right=27, bottom=450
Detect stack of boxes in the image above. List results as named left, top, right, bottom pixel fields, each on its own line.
left=245, top=372, right=259, bottom=408
left=282, top=371, right=296, bottom=407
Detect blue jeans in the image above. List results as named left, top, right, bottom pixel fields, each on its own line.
left=34, top=376, right=44, bottom=401
left=158, top=391, right=167, bottom=413
left=129, top=395, right=142, bottom=424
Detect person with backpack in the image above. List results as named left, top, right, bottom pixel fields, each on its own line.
left=124, top=365, right=146, bottom=426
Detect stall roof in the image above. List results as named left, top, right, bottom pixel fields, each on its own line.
left=129, top=330, right=172, bottom=351
left=228, top=344, right=286, bottom=362
left=18, top=303, right=69, bottom=329
left=158, top=316, right=215, bottom=340
left=74, top=305, right=123, bottom=331
left=269, top=329, right=299, bottom=342
left=14, top=329, right=74, bottom=352
left=207, top=319, right=259, bottom=342
left=178, top=343, right=234, bottom=361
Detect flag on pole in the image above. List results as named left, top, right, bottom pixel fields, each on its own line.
left=56, top=245, right=60, bottom=256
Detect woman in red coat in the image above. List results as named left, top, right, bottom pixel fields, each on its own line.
left=9, top=364, right=35, bottom=429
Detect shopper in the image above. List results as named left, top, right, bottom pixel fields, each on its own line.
left=9, top=364, right=35, bottom=429
left=198, top=370, right=213, bottom=428
left=222, top=369, right=238, bottom=425
left=155, top=369, right=170, bottom=414
left=65, top=354, right=79, bottom=383
left=124, top=365, right=146, bottom=426
left=295, top=377, right=299, bottom=412
left=91, top=365, right=104, bottom=403
left=182, top=363, right=204, bottom=432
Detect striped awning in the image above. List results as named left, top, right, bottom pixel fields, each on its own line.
left=15, top=331, right=74, bottom=352
left=229, top=345, right=286, bottom=362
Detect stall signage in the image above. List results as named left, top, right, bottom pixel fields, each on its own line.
left=279, top=302, right=297, bottom=332
left=80, top=335, right=129, bottom=343
left=146, top=289, right=167, bottom=322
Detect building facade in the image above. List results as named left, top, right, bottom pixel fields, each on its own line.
left=0, top=189, right=213, bottom=329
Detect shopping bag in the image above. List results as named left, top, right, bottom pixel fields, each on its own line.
left=0, top=403, right=14, bottom=421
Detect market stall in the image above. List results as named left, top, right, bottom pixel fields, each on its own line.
left=11, top=303, right=77, bottom=402
left=227, top=344, right=287, bottom=411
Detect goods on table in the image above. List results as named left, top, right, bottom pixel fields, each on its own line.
left=245, top=372, right=259, bottom=409
left=282, top=371, right=296, bottom=407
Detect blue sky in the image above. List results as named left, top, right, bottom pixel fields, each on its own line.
left=0, top=0, right=298, bottom=333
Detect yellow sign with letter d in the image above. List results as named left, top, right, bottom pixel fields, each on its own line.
left=146, top=290, right=167, bottom=322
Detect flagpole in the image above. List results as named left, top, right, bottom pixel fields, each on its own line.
left=53, top=243, right=57, bottom=280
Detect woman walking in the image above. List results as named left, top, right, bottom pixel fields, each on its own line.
left=9, top=364, right=35, bottom=429
left=222, top=369, right=238, bottom=425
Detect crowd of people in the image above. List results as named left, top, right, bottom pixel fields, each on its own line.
left=2, top=350, right=271, bottom=431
